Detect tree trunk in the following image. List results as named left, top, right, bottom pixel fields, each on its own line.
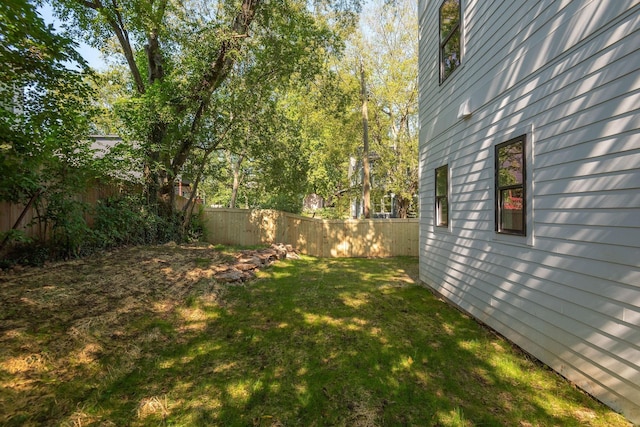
left=360, top=60, right=371, bottom=219
left=396, top=197, right=410, bottom=219
left=230, top=154, right=245, bottom=209
left=181, top=169, right=202, bottom=234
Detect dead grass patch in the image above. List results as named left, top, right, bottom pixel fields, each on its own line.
left=0, top=243, right=245, bottom=426
left=136, top=395, right=170, bottom=420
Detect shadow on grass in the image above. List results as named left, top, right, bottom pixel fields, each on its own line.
left=0, top=253, right=630, bottom=426
left=96, top=258, right=628, bottom=425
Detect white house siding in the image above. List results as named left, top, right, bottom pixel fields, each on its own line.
left=418, top=0, right=640, bottom=422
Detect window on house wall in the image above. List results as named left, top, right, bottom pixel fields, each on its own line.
left=435, top=165, right=449, bottom=227
left=440, top=0, right=461, bottom=83
left=495, top=136, right=526, bottom=235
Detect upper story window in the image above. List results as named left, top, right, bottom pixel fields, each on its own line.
left=495, top=136, right=526, bottom=235
left=440, top=0, right=461, bottom=83
left=435, top=165, right=449, bottom=227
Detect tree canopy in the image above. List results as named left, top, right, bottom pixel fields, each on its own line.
left=50, top=0, right=362, bottom=218
left=275, top=0, right=419, bottom=218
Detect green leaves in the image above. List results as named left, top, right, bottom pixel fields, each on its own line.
left=0, top=0, right=86, bottom=77
left=355, top=0, right=419, bottom=216
left=44, top=0, right=363, bottom=218
left=0, top=0, right=101, bottom=253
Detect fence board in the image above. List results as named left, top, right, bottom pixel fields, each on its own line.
left=202, top=208, right=419, bottom=258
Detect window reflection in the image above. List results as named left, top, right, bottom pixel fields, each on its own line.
left=440, top=0, right=461, bottom=82
left=435, top=165, right=448, bottom=227
left=496, top=137, right=526, bottom=235
left=497, top=142, right=523, bottom=186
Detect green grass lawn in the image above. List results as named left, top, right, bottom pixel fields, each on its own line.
left=0, top=249, right=630, bottom=426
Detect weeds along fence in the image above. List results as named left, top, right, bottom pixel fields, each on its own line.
left=202, top=208, right=419, bottom=258
left=0, top=182, right=190, bottom=242
left=0, top=181, right=123, bottom=242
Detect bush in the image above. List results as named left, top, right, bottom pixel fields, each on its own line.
left=46, top=195, right=93, bottom=258
left=261, top=193, right=304, bottom=214
left=0, top=242, right=48, bottom=269
left=184, top=205, right=205, bottom=242
left=1, top=194, right=205, bottom=269
left=93, top=195, right=173, bottom=247
left=93, top=195, right=203, bottom=248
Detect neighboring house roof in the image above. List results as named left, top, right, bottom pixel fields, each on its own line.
left=88, top=135, right=193, bottom=188
left=89, top=134, right=123, bottom=158
left=88, top=134, right=142, bottom=181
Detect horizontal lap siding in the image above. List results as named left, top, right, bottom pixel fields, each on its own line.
left=419, top=0, right=640, bottom=422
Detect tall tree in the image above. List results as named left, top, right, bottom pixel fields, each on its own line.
left=285, top=48, right=361, bottom=217
left=51, top=0, right=361, bottom=220
left=358, top=0, right=418, bottom=218
left=205, top=92, right=310, bottom=213
left=294, top=0, right=418, bottom=219
left=359, top=58, right=371, bottom=218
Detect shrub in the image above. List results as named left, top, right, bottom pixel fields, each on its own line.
left=0, top=242, right=48, bottom=269
left=1, top=194, right=205, bottom=269
left=93, top=195, right=202, bottom=248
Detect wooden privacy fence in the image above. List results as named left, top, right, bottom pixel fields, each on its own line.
left=202, top=208, right=419, bottom=258
left=0, top=182, right=123, bottom=241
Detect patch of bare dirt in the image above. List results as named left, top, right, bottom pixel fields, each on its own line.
left=0, top=242, right=297, bottom=425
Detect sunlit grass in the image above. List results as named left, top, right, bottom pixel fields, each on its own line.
left=0, top=250, right=631, bottom=426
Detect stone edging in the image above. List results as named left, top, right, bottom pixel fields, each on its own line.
left=213, top=243, right=300, bottom=283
